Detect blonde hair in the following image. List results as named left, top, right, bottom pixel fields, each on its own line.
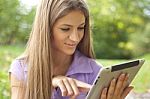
left=22, top=0, right=95, bottom=99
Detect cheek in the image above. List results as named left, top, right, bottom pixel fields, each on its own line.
left=53, top=29, right=65, bottom=41
left=51, top=36, right=63, bottom=49
left=52, top=32, right=68, bottom=46
left=79, top=32, right=84, bottom=41
left=53, top=36, right=63, bottom=44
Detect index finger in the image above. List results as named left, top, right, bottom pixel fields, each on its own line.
left=74, top=79, right=92, bottom=92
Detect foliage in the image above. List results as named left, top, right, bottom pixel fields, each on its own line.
left=130, top=23, right=150, bottom=57
left=0, top=0, right=35, bottom=45
left=87, top=0, right=150, bottom=59
left=0, top=0, right=150, bottom=58
left=0, top=71, right=10, bottom=99
left=0, top=45, right=24, bottom=99
left=0, top=45, right=149, bottom=98
left=0, top=0, right=150, bottom=98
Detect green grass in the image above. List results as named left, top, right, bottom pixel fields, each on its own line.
left=0, top=45, right=149, bottom=98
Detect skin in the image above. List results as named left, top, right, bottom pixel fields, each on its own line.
left=51, top=10, right=89, bottom=98
left=51, top=10, right=85, bottom=76
left=51, top=10, right=133, bottom=99
left=10, top=10, right=133, bottom=99
left=100, top=74, right=133, bottom=99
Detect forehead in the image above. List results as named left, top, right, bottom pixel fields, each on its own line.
left=54, top=10, right=85, bottom=26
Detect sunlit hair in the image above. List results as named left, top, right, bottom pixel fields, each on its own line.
left=20, top=0, right=95, bottom=99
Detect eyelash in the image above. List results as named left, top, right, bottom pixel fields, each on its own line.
left=60, top=27, right=85, bottom=31
left=60, top=28, right=70, bottom=31
left=78, top=27, right=85, bottom=30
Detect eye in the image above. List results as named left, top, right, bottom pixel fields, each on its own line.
left=60, top=28, right=70, bottom=31
left=78, top=27, right=85, bottom=30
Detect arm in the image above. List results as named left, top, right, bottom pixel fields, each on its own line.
left=10, top=73, right=25, bottom=99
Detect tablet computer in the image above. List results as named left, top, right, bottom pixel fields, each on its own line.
left=86, top=59, right=145, bottom=99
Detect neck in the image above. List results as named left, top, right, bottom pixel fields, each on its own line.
left=52, top=50, right=73, bottom=76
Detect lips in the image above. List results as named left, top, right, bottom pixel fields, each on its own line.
left=64, top=43, right=77, bottom=47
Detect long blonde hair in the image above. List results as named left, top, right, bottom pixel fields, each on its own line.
left=23, top=0, right=95, bottom=99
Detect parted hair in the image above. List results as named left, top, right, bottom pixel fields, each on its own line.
left=22, top=0, right=95, bottom=99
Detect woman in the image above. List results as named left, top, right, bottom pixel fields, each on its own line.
left=9, top=0, right=133, bottom=99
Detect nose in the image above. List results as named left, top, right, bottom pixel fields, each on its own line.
left=69, top=29, right=79, bottom=42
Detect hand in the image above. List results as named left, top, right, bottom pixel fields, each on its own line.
left=100, top=73, right=134, bottom=99
left=52, top=75, right=92, bottom=98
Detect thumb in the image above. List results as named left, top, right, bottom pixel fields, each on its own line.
left=121, top=86, right=134, bottom=98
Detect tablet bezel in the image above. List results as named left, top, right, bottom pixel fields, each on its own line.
left=86, top=59, right=145, bottom=99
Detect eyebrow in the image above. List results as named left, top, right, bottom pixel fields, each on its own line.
left=61, top=22, right=85, bottom=27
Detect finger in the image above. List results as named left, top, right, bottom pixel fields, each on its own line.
left=63, top=78, right=74, bottom=96
left=107, top=79, right=116, bottom=99
left=101, top=88, right=107, bottom=99
left=74, top=79, right=92, bottom=92
left=121, top=86, right=134, bottom=99
left=68, top=78, right=80, bottom=96
left=58, top=80, right=67, bottom=96
left=78, top=87, right=91, bottom=93
left=114, top=73, right=126, bottom=96
left=120, top=74, right=129, bottom=94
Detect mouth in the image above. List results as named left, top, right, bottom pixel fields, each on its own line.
left=64, top=43, right=77, bottom=47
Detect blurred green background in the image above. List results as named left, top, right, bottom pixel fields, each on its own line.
left=0, top=0, right=150, bottom=98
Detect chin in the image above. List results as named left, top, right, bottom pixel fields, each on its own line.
left=63, top=49, right=76, bottom=56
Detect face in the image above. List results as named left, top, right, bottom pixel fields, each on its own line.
left=51, top=10, right=85, bottom=55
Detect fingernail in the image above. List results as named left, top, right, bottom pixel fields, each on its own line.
left=112, top=78, right=116, bottom=82
left=125, top=74, right=129, bottom=79
left=104, top=88, right=107, bottom=92
left=130, top=87, right=134, bottom=91
left=127, top=74, right=130, bottom=77
left=122, top=73, right=125, bottom=76
left=121, top=73, right=125, bottom=77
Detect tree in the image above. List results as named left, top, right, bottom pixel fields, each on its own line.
left=0, top=0, right=35, bottom=45
left=87, top=0, right=150, bottom=59
left=130, top=23, right=150, bottom=57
